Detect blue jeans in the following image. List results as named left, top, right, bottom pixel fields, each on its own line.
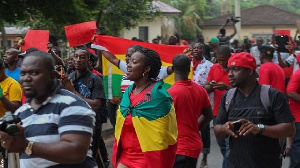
left=213, top=116, right=230, bottom=168
left=290, top=122, right=300, bottom=168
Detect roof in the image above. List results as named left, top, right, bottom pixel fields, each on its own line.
left=0, top=27, right=29, bottom=35
left=152, top=1, right=181, bottom=16
left=202, top=5, right=300, bottom=27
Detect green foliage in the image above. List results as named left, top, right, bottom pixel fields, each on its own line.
left=161, top=0, right=208, bottom=41
left=0, top=0, right=159, bottom=39
left=97, top=0, right=160, bottom=36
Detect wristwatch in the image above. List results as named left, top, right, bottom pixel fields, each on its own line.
left=257, top=124, right=265, bottom=135
left=25, top=141, right=34, bottom=156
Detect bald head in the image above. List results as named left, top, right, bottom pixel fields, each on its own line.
left=4, top=48, right=20, bottom=66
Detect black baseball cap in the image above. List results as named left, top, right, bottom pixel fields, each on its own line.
left=18, top=48, right=39, bottom=58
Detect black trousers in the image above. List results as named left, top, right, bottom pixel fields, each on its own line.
left=173, top=154, right=198, bottom=168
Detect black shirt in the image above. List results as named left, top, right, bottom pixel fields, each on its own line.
left=216, top=84, right=294, bottom=168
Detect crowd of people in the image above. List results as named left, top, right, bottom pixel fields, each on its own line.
left=0, top=19, right=299, bottom=168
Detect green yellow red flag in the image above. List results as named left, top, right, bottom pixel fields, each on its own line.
left=92, top=35, right=188, bottom=99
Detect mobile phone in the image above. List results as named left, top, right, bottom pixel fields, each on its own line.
left=275, top=35, right=289, bottom=53
left=233, top=121, right=242, bottom=132
left=210, top=81, right=217, bottom=85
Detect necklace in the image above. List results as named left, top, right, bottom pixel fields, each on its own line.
left=134, top=81, right=153, bottom=94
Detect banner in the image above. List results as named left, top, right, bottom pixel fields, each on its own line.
left=65, top=21, right=96, bottom=47
left=22, top=30, right=49, bottom=52
left=93, top=35, right=188, bottom=99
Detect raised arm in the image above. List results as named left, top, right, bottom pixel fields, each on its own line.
left=228, top=22, right=237, bottom=38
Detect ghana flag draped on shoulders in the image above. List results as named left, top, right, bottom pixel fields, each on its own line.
left=92, top=35, right=187, bottom=99
left=112, top=81, right=178, bottom=168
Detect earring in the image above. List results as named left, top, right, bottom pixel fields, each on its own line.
left=143, top=72, right=148, bottom=79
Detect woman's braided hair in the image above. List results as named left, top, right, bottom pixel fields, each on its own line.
left=136, top=48, right=162, bottom=79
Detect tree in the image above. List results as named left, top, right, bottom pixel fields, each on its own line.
left=0, top=0, right=159, bottom=49
left=96, top=0, right=160, bottom=36
left=161, top=0, right=208, bottom=41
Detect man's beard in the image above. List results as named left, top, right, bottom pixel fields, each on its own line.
left=24, top=91, right=36, bottom=99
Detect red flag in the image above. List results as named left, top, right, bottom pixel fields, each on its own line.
left=65, top=21, right=96, bottom=47
left=22, top=30, right=49, bottom=52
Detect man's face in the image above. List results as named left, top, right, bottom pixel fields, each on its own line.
left=126, top=47, right=135, bottom=64
left=257, top=39, right=263, bottom=47
left=228, top=66, right=249, bottom=87
left=20, top=56, right=54, bottom=99
left=13, top=37, right=22, bottom=49
left=192, top=43, right=204, bottom=59
left=236, top=44, right=244, bottom=53
left=3, top=48, right=18, bottom=65
left=74, top=49, right=89, bottom=70
left=216, top=53, right=230, bottom=70
left=67, top=52, right=75, bottom=69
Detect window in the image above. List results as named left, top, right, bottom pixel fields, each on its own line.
left=1, top=40, right=12, bottom=47
left=139, top=26, right=148, bottom=42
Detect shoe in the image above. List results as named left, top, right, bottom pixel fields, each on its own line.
left=200, top=159, right=208, bottom=168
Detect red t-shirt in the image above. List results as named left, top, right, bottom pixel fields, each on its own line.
left=286, top=69, right=300, bottom=122
left=207, top=64, right=230, bottom=116
left=258, top=62, right=285, bottom=93
left=168, top=80, right=210, bottom=158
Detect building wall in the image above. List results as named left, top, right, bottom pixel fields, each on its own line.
left=202, top=26, right=298, bottom=43
left=122, top=17, right=163, bottom=43
left=122, top=16, right=177, bottom=44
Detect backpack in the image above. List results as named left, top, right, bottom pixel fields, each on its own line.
left=225, top=85, right=287, bottom=158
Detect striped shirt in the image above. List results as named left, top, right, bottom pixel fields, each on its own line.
left=15, top=82, right=97, bottom=168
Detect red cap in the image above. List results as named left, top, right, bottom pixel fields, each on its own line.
left=297, top=53, right=300, bottom=64
left=228, top=52, right=256, bottom=70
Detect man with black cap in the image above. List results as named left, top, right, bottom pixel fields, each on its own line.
left=214, top=52, right=295, bottom=168
left=258, top=45, right=285, bottom=93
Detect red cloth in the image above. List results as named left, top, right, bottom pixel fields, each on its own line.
left=286, top=69, right=300, bottom=122
left=258, top=62, right=285, bottom=93
left=282, top=66, right=294, bottom=79
left=168, top=80, right=210, bottom=158
left=207, top=64, right=230, bottom=116
left=64, top=21, right=96, bottom=47
left=192, top=58, right=203, bottom=71
left=91, top=68, right=102, bottom=76
left=118, top=86, right=152, bottom=167
left=116, top=84, right=177, bottom=168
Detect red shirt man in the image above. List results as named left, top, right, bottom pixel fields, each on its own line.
left=168, top=54, right=213, bottom=167
left=205, top=45, right=231, bottom=117
left=258, top=62, right=285, bottom=93
left=258, top=45, right=285, bottom=93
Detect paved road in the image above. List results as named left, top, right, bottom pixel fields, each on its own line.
left=103, top=122, right=290, bottom=168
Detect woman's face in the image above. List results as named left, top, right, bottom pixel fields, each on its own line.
left=126, top=51, right=146, bottom=81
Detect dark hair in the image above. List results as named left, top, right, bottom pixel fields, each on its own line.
left=220, top=28, right=226, bottom=35
left=136, top=48, right=162, bottom=79
left=191, top=42, right=205, bottom=52
left=49, top=35, right=59, bottom=46
left=129, top=45, right=143, bottom=52
left=0, top=58, right=4, bottom=70
left=172, top=54, right=190, bottom=74
left=26, top=51, right=55, bottom=71
left=259, top=45, right=274, bottom=59
left=216, top=45, right=231, bottom=57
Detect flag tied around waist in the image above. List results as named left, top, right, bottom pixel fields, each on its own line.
left=93, top=35, right=189, bottom=99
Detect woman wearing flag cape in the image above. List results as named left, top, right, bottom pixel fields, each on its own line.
left=112, top=48, right=178, bottom=168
